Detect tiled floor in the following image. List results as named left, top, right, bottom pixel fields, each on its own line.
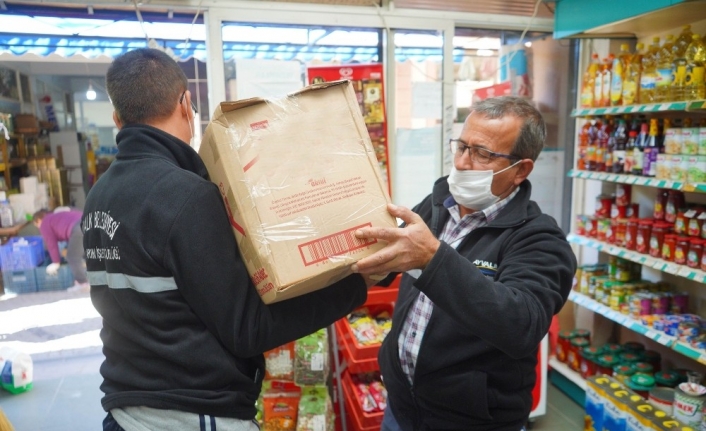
left=0, top=290, right=585, bottom=430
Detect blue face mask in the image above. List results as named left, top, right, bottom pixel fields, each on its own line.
left=447, top=160, right=521, bottom=210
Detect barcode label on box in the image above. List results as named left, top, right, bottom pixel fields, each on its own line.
left=298, top=223, right=376, bottom=266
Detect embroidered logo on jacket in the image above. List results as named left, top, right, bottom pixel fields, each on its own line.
left=473, top=259, right=498, bottom=279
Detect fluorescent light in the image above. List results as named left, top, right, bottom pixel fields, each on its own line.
left=86, top=82, right=97, bottom=101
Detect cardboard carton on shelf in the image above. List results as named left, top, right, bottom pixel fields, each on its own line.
left=200, top=80, right=396, bottom=304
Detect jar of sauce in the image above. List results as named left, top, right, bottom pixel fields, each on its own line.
left=568, top=337, right=590, bottom=372
left=674, top=235, right=691, bottom=265
left=636, top=219, right=653, bottom=254
left=614, top=364, right=636, bottom=384
left=596, top=354, right=620, bottom=376
left=615, top=218, right=628, bottom=246
left=688, top=238, right=704, bottom=268
left=580, top=346, right=601, bottom=379
left=649, top=222, right=672, bottom=257
left=661, top=234, right=678, bottom=262
left=665, top=190, right=685, bottom=223
left=654, top=189, right=669, bottom=221
left=627, top=373, right=656, bottom=399
left=687, top=210, right=703, bottom=236
left=556, top=329, right=575, bottom=363
left=675, top=210, right=688, bottom=235
left=625, top=217, right=639, bottom=250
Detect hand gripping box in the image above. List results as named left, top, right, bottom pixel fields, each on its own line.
left=199, top=80, right=397, bottom=304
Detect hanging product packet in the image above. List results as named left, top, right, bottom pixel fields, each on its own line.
left=265, top=342, right=296, bottom=381
left=294, top=328, right=329, bottom=386
left=296, top=386, right=335, bottom=431
left=262, top=380, right=302, bottom=431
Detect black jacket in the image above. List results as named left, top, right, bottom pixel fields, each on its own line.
left=378, top=177, right=575, bottom=431
left=83, top=125, right=367, bottom=419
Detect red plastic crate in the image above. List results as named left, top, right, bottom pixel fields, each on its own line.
left=365, top=275, right=400, bottom=305
left=337, top=302, right=393, bottom=365
left=341, top=371, right=384, bottom=431
left=335, top=320, right=379, bottom=374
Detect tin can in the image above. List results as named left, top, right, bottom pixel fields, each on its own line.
left=649, top=387, right=675, bottom=415
left=596, top=194, right=613, bottom=218
left=575, top=214, right=587, bottom=236
left=616, top=183, right=632, bottom=206
left=673, top=382, right=706, bottom=428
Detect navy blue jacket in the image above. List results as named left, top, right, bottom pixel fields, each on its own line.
left=378, top=178, right=575, bottom=431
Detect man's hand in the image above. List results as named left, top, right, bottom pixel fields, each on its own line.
left=46, top=262, right=60, bottom=276
left=352, top=204, right=440, bottom=276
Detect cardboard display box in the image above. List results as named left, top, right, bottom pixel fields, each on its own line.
left=200, top=80, right=397, bottom=304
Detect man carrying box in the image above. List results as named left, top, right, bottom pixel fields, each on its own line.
left=84, top=48, right=374, bottom=431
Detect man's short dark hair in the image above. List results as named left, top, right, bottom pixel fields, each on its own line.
left=106, top=48, right=188, bottom=125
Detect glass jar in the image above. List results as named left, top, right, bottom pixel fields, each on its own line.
left=633, top=362, right=655, bottom=376
left=687, top=238, right=704, bottom=268
left=580, top=346, right=601, bottom=379
left=613, top=364, right=636, bottom=385
left=665, top=190, right=685, bottom=223
left=615, top=218, right=628, bottom=246
left=597, top=218, right=611, bottom=242
left=556, top=329, right=575, bottom=363
left=568, top=337, right=590, bottom=372
left=675, top=210, right=688, bottom=235
left=596, top=194, right=613, bottom=218
left=587, top=216, right=598, bottom=238
left=620, top=352, right=642, bottom=365
left=609, top=283, right=626, bottom=311
left=626, top=203, right=640, bottom=218
left=575, top=215, right=587, bottom=236
left=674, top=235, right=691, bottom=265
left=654, top=370, right=680, bottom=388
left=625, top=217, right=639, bottom=250
left=596, top=354, right=620, bottom=376
left=643, top=350, right=662, bottom=372
left=616, top=183, right=632, bottom=206
left=649, top=222, right=671, bottom=257
left=661, top=234, right=678, bottom=262
left=626, top=373, right=656, bottom=399
left=572, top=329, right=592, bottom=343
left=687, top=210, right=703, bottom=236
left=654, top=189, right=670, bottom=221
left=636, top=219, right=654, bottom=254
left=623, top=341, right=646, bottom=355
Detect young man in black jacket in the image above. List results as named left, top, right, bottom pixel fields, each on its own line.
left=84, top=48, right=373, bottom=431
left=352, top=96, right=576, bottom=431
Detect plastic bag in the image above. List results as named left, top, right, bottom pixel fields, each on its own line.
left=0, top=347, right=33, bottom=394
left=296, top=387, right=334, bottom=431
left=294, top=329, right=329, bottom=386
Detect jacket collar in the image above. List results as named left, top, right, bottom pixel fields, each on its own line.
left=432, top=176, right=534, bottom=228
left=115, top=124, right=210, bottom=180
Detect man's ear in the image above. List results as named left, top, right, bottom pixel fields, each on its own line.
left=514, top=159, right=534, bottom=185
left=112, top=111, right=123, bottom=130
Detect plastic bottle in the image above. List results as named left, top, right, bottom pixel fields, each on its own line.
left=586, top=119, right=599, bottom=171
left=642, top=118, right=660, bottom=177
left=613, top=120, right=628, bottom=173
left=655, top=35, right=675, bottom=102
left=671, top=25, right=694, bottom=101
left=623, top=43, right=644, bottom=106
left=685, top=34, right=706, bottom=100
left=639, top=37, right=661, bottom=104
left=0, top=191, right=14, bottom=228
left=611, top=44, right=631, bottom=106
left=625, top=129, right=637, bottom=174
left=632, top=121, right=648, bottom=176
left=86, top=142, right=97, bottom=187
left=601, top=56, right=614, bottom=107
left=581, top=53, right=601, bottom=108
left=577, top=120, right=590, bottom=170
left=604, top=119, right=615, bottom=173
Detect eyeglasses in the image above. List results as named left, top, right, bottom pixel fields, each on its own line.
left=179, top=90, right=198, bottom=114
left=449, top=139, right=521, bottom=164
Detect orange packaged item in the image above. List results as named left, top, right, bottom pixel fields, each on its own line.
left=263, top=382, right=301, bottom=431
left=265, top=342, right=295, bottom=381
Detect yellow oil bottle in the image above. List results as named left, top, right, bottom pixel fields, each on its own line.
left=610, top=44, right=631, bottom=106
left=600, top=55, right=613, bottom=107
left=639, top=37, right=660, bottom=104
left=685, top=34, right=706, bottom=100
left=655, top=35, right=674, bottom=102
left=580, top=52, right=601, bottom=108
left=671, top=24, right=694, bottom=101
left=622, top=42, right=644, bottom=106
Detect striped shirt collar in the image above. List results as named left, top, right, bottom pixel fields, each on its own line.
left=444, top=185, right=520, bottom=224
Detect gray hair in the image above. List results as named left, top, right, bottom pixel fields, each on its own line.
left=469, top=96, right=546, bottom=161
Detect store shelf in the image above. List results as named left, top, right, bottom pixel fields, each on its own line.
left=571, top=99, right=706, bottom=117
left=567, top=233, right=706, bottom=283
left=568, top=292, right=676, bottom=349
left=548, top=356, right=586, bottom=391
left=567, top=169, right=705, bottom=192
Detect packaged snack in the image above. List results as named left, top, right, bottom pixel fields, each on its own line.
left=296, top=387, right=335, bottom=431
left=294, top=329, right=329, bottom=386
left=265, top=342, right=295, bottom=380
left=262, top=381, right=301, bottom=431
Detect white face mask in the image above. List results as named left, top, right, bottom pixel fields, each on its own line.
left=447, top=160, right=522, bottom=211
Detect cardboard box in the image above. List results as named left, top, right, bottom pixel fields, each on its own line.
left=199, top=80, right=397, bottom=304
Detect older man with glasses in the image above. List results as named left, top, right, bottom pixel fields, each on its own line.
left=352, top=96, right=576, bottom=431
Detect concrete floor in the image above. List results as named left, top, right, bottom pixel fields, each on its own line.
left=0, top=290, right=585, bottom=431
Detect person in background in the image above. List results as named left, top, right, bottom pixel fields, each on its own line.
left=32, top=208, right=88, bottom=292
left=85, top=48, right=375, bottom=431
left=352, top=96, right=577, bottom=431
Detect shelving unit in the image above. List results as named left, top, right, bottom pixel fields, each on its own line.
left=568, top=169, right=706, bottom=193
left=571, top=99, right=706, bottom=117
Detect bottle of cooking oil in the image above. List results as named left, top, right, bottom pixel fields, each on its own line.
left=611, top=44, right=631, bottom=106
left=580, top=53, right=601, bottom=108
left=601, top=55, right=614, bottom=107
left=655, top=35, right=675, bottom=102
left=640, top=37, right=661, bottom=104
left=594, top=55, right=606, bottom=107
left=685, top=34, right=706, bottom=100
left=671, top=25, right=694, bottom=101
left=622, top=43, right=644, bottom=106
